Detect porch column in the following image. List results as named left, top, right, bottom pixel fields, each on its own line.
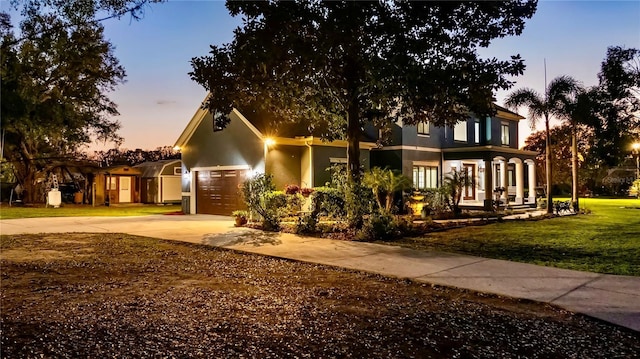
left=483, top=159, right=493, bottom=210
left=515, top=160, right=524, bottom=204
left=500, top=160, right=508, bottom=202
left=527, top=160, right=536, bottom=204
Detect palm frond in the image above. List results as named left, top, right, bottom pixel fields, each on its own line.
left=504, top=87, right=544, bottom=129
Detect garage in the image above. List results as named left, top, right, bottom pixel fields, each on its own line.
left=196, top=169, right=248, bottom=215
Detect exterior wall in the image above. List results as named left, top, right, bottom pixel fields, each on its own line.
left=161, top=176, right=182, bottom=202
left=312, top=146, right=370, bottom=186
left=160, top=161, right=182, bottom=176
left=180, top=111, right=264, bottom=173
left=265, top=145, right=302, bottom=190
left=401, top=149, right=441, bottom=180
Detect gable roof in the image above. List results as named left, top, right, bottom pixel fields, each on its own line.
left=494, top=104, right=525, bottom=121
left=174, top=95, right=376, bottom=147
left=134, top=159, right=182, bottom=178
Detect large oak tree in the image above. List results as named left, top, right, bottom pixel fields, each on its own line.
left=1, top=0, right=162, bottom=202
left=190, top=0, right=537, bottom=185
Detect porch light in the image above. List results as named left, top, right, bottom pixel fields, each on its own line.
left=173, top=145, right=181, bottom=151
left=264, top=138, right=276, bottom=147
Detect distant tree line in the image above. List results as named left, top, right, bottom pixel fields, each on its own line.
left=512, top=46, right=640, bottom=206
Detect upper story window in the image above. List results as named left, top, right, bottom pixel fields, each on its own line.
left=417, top=121, right=429, bottom=135
left=474, top=121, right=480, bottom=144
left=454, top=121, right=467, bottom=142
left=501, top=123, right=510, bottom=145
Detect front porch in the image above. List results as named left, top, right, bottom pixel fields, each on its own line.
left=442, top=148, right=538, bottom=210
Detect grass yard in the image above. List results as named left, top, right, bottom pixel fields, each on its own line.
left=390, top=198, right=640, bottom=276
left=1, top=233, right=638, bottom=358
left=0, top=203, right=181, bottom=219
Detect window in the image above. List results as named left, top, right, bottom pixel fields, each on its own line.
left=412, top=166, right=438, bottom=189
left=213, top=112, right=226, bottom=132
left=474, top=121, right=480, bottom=144
left=173, top=167, right=181, bottom=175
left=417, top=121, right=429, bottom=135
left=107, top=177, right=117, bottom=190
left=501, top=123, right=510, bottom=145
left=454, top=122, right=467, bottom=142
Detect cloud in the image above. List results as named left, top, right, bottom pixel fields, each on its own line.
left=156, top=99, right=177, bottom=105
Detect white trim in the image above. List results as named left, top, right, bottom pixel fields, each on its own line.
left=412, top=160, right=439, bottom=166
left=377, top=145, right=442, bottom=153
left=190, top=171, right=196, bottom=214
left=191, top=164, right=251, bottom=172
left=174, top=96, right=209, bottom=147
left=443, top=145, right=537, bottom=156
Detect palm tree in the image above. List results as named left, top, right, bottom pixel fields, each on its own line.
left=441, top=168, right=474, bottom=216
left=558, top=86, right=599, bottom=212
left=363, top=167, right=412, bottom=213
left=505, top=76, right=579, bottom=214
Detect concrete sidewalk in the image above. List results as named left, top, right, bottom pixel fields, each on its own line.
left=1, top=215, right=638, bottom=332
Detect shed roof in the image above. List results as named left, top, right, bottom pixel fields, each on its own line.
left=134, top=159, right=181, bottom=178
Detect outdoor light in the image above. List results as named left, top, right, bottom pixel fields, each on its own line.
left=264, top=138, right=276, bottom=147
left=173, top=145, right=181, bottom=151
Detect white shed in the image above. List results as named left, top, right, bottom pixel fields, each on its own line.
left=135, top=159, right=182, bottom=204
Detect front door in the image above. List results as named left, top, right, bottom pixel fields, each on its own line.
left=119, top=176, right=131, bottom=203
left=463, top=163, right=475, bottom=200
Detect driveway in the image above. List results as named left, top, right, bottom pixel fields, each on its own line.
left=1, top=214, right=639, bottom=332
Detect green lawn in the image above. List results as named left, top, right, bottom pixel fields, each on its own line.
left=0, top=204, right=182, bottom=219
left=392, top=198, right=640, bottom=276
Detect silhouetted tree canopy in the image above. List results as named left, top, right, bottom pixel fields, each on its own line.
left=190, top=0, right=537, bottom=183
left=588, top=46, right=640, bottom=166
left=1, top=0, right=163, bottom=202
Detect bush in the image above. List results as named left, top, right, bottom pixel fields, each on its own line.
left=295, top=213, right=318, bottom=234
left=241, top=174, right=280, bottom=231
left=284, top=184, right=300, bottom=195
left=418, top=188, right=449, bottom=216
left=310, top=187, right=346, bottom=219
left=357, top=212, right=413, bottom=241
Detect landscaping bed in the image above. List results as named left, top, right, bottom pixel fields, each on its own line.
left=2, top=233, right=638, bottom=358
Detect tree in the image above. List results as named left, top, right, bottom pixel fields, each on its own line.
left=1, top=0, right=162, bottom=202
left=524, top=124, right=590, bottom=194
left=89, top=146, right=181, bottom=167
left=190, top=1, right=537, bottom=184
left=505, top=76, right=579, bottom=214
left=441, top=168, right=474, bottom=216
left=556, top=86, right=600, bottom=211
left=587, top=47, right=640, bottom=167
left=363, top=167, right=411, bottom=213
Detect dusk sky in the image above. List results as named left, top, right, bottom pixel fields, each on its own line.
left=4, top=0, right=640, bottom=151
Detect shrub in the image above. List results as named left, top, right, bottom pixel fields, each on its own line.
left=284, top=193, right=304, bottom=215
left=241, top=174, right=280, bottom=231
left=357, top=212, right=411, bottom=241
left=295, top=213, right=318, bottom=234
left=284, top=184, right=300, bottom=195
left=300, top=187, right=314, bottom=197
left=310, top=187, right=346, bottom=219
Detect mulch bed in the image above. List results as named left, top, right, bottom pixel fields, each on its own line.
left=1, top=233, right=638, bottom=358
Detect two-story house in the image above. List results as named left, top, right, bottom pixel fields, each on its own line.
left=368, top=105, right=538, bottom=209
left=175, top=97, right=537, bottom=215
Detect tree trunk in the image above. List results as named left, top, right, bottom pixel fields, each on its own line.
left=571, top=127, right=579, bottom=212
left=545, top=116, right=553, bottom=214
left=346, top=101, right=361, bottom=184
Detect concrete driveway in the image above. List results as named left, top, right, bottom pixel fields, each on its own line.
left=1, top=214, right=639, bottom=332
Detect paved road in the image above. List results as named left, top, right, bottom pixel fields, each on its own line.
left=1, top=215, right=639, bottom=332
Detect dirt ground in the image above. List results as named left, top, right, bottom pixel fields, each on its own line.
left=1, top=233, right=638, bottom=358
